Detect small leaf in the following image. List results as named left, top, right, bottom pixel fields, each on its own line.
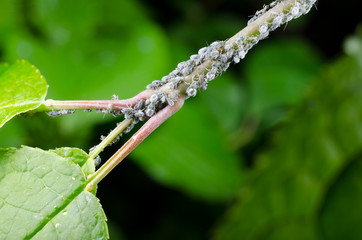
left=0, top=146, right=108, bottom=239
left=0, top=60, right=48, bottom=128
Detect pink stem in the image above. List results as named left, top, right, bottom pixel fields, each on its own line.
left=43, top=90, right=153, bottom=110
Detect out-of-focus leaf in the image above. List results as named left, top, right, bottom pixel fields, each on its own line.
left=245, top=39, right=322, bottom=114
left=201, top=72, right=245, bottom=135
left=213, top=50, right=362, bottom=239
left=132, top=99, right=243, bottom=202
left=319, top=158, right=362, bottom=240
left=0, top=60, right=48, bottom=128
left=0, top=146, right=108, bottom=239
left=3, top=0, right=170, bottom=100
left=0, top=0, right=171, bottom=149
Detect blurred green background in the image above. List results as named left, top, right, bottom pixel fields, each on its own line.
left=1, top=0, right=362, bottom=239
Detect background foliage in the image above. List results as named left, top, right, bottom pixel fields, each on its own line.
left=1, top=0, right=361, bottom=239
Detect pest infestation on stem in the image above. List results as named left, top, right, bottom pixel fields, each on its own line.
left=37, top=0, right=317, bottom=190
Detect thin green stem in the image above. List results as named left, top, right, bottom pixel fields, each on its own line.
left=86, top=96, right=185, bottom=191
left=88, top=119, right=133, bottom=162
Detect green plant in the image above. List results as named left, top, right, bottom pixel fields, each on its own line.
left=5, top=0, right=361, bottom=239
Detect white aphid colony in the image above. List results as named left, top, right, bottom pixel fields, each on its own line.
left=47, top=109, right=75, bottom=117
left=48, top=0, right=317, bottom=135
left=124, top=0, right=317, bottom=126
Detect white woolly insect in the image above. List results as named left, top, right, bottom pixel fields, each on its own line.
left=94, top=155, right=101, bottom=166
left=47, top=109, right=75, bottom=117
left=150, top=93, right=159, bottom=103
left=186, top=87, right=197, bottom=98
left=259, top=23, right=269, bottom=34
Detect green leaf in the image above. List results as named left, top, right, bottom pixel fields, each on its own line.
left=319, top=157, right=362, bottom=240
left=50, top=147, right=95, bottom=177
left=0, top=60, right=48, bottom=128
left=0, top=0, right=171, bottom=149
left=213, top=54, right=362, bottom=239
left=132, top=99, right=243, bottom=202
left=245, top=39, right=322, bottom=114
left=0, top=146, right=108, bottom=239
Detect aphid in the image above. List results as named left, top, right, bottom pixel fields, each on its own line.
left=189, top=81, right=198, bottom=89
left=94, top=155, right=101, bottom=166
left=238, top=49, right=246, bottom=59
left=186, top=87, right=197, bottom=98
left=161, top=75, right=171, bottom=83
left=109, top=134, right=122, bottom=146
left=95, top=109, right=108, bottom=114
left=168, top=76, right=184, bottom=89
left=111, top=110, right=122, bottom=117
left=145, top=104, right=155, bottom=117
left=150, top=93, right=159, bottom=103
left=112, top=94, right=119, bottom=100
left=291, top=2, right=301, bottom=17
left=47, top=109, right=75, bottom=117
left=198, top=47, right=208, bottom=56
left=198, top=80, right=208, bottom=91
left=210, top=41, right=224, bottom=49
left=170, top=90, right=179, bottom=100
left=182, top=66, right=194, bottom=76
left=212, top=61, right=222, bottom=68
left=259, top=24, right=268, bottom=34
left=270, top=14, right=284, bottom=30
left=134, top=110, right=145, bottom=119
left=160, top=94, right=167, bottom=103
left=165, top=97, right=174, bottom=106
left=235, top=36, right=246, bottom=47
left=233, top=56, right=240, bottom=64
left=145, top=108, right=155, bottom=117
left=146, top=80, right=163, bottom=89
left=177, top=61, right=187, bottom=70
left=224, top=43, right=233, bottom=51
left=190, top=54, right=199, bottom=60
left=221, top=62, right=230, bottom=72
left=123, top=124, right=135, bottom=134
left=134, top=99, right=145, bottom=110
left=226, top=49, right=235, bottom=59
left=170, top=69, right=181, bottom=77
left=209, top=50, right=220, bottom=59
left=219, top=54, right=228, bottom=63
left=121, top=108, right=134, bottom=119
left=145, top=98, right=150, bottom=105
left=206, top=72, right=216, bottom=81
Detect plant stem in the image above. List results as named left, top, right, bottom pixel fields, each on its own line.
left=85, top=96, right=185, bottom=191
left=88, top=119, right=133, bottom=162
left=155, top=0, right=316, bottom=98
left=38, top=90, right=153, bottom=111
